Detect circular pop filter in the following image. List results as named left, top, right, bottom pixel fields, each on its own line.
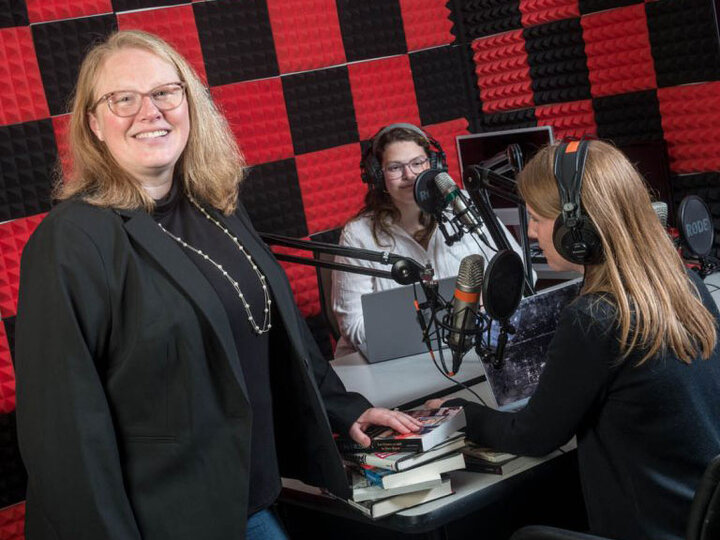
left=413, top=169, right=446, bottom=216
left=482, top=250, right=525, bottom=321
left=678, top=195, right=714, bottom=258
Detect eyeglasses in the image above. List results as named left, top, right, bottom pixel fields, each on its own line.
left=383, top=156, right=429, bottom=179
left=90, top=82, right=187, bottom=117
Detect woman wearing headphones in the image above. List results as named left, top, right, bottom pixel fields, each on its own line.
left=429, top=139, right=720, bottom=540
left=331, top=123, right=523, bottom=358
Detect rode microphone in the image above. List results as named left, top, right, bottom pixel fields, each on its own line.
left=652, top=201, right=668, bottom=228
left=434, top=172, right=485, bottom=235
left=447, top=254, right=484, bottom=375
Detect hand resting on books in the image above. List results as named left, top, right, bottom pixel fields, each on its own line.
left=349, top=408, right=423, bottom=448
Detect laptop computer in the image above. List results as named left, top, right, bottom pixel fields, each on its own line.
left=481, top=278, right=583, bottom=411
left=360, top=276, right=456, bottom=363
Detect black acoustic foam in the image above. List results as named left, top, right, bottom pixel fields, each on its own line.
left=594, top=90, right=664, bottom=146
left=336, top=0, right=407, bottom=62
left=0, top=0, right=28, bottom=28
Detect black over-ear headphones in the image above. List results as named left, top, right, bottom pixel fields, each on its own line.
left=360, top=123, right=447, bottom=190
left=552, top=140, right=603, bottom=265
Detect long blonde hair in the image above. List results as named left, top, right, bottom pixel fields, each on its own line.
left=518, top=140, right=716, bottom=364
left=55, top=30, right=245, bottom=215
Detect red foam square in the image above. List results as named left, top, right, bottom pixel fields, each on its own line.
left=472, top=30, right=534, bottom=114
left=658, top=82, right=720, bottom=173
left=0, top=502, right=25, bottom=540
left=0, top=27, right=50, bottom=127
left=581, top=4, right=656, bottom=98
left=536, top=100, right=597, bottom=140
left=267, top=0, right=346, bottom=74
left=295, top=143, right=366, bottom=235
left=423, top=118, right=470, bottom=184
left=520, top=0, right=579, bottom=27
left=52, top=114, right=72, bottom=181
left=0, top=214, right=47, bottom=319
left=25, top=0, right=112, bottom=24
left=0, top=322, right=15, bottom=414
left=270, top=244, right=320, bottom=317
left=348, top=56, right=421, bottom=141
left=118, top=5, right=207, bottom=84
left=211, top=78, right=294, bottom=166
left=400, top=0, right=454, bottom=51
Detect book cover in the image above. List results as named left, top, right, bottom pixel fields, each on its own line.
left=345, top=478, right=453, bottom=519
left=462, top=442, right=516, bottom=463
left=464, top=455, right=523, bottom=475
left=344, top=433, right=465, bottom=472
left=357, top=452, right=465, bottom=490
left=348, top=471, right=443, bottom=502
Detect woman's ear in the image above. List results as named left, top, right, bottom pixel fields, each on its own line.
left=87, top=112, right=104, bottom=142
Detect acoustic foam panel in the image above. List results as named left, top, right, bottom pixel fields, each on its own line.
left=449, top=0, right=522, bottom=43
left=524, top=17, right=592, bottom=106
left=425, top=118, right=470, bottom=183
left=0, top=26, right=49, bottom=126
left=0, top=119, right=57, bottom=222
left=0, top=502, right=24, bottom=540
left=31, top=14, right=118, bottom=116
left=519, top=0, right=579, bottom=28
left=581, top=4, right=656, bottom=98
left=348, top=55, right=421, bottom=142
left=295, top=142, right=365, bottom=236
left=0, top=413, right=25, bottom=508
left=0, top=318, right=15, bottom=414
left=593, top=90, right=664, bottom=145
left=282, top=66, right=359, bottom=155
left=270, top=243, right=320, bottom=317
left=193, top=0, right=279, bottom=87
left=336, top=0, right=407, bottom=63
left=0, top=0, right=28, bottom=29
left=410, top=44, right=475, bottom=126
left=266, top=0, right=346, bottom=75
left=646, top=0, right=720, bottom=88
left=240, top=158, right=308, bottom=238
left=211, top=78, right=294, bottom=167
left=117, top=4, right=207, bottom=83
left=471, top=29, right=534, bottom=114
left=112, top=0, right=184, bottom=11
left=25, top=0, right=112, bottom=24
left=50, top=114, right=71, bottom=179
left=579, top=0, right=641, bottom=16
left=481, top=107, right=538, bottom=132
left=536, top=99, right=596, bottom=140
left=399, top=0, right=454, bottom=52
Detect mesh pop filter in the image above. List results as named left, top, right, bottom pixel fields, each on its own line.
left=678, top=195, right=714, bottom=258
left=482, top=250, right=525, bottom=321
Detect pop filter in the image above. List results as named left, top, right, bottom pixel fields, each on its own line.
left=678, top=195, right=714, bottom=258
left=413, top=168, right=446, bottom=216
left=482, top=249, right=525, bottom=321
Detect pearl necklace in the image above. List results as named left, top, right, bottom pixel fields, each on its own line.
left=158, top=194, right=272, bottom=335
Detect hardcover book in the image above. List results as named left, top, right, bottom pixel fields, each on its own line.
left=344, top=433, right=465, bottom=472
left=345, top=478, right=453, bottom=519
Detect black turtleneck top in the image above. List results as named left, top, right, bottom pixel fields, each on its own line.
left=153, top=183, right=280, bottom=515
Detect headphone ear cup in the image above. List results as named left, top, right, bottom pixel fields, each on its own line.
left=552, top=215, right=602, bottom=265
left=361, top=150, right=385, bottom=190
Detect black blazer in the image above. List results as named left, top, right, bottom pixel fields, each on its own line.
left=15, top=199, right=371, bottom=540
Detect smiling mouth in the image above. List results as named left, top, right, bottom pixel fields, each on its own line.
left=134, top=130, right=169, bottom=139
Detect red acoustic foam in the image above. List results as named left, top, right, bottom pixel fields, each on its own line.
left=581, top=4, right=656, bottom=98
left=51, top=114, right=72, bottom=181
left=296, top=143, right=366, bottom=235
left=270, top=244, right=321, bottom=317
left=0, top=322, right=15, bottom=414
left=118, top=6, right=207, bottom=84
left=25, top=0, right=112, bottom=24
left=519, top=0, right=579, bottom=27
left=472, top=31, right=534, bottom=113
left=400, top=0, right=454, bottom=51
left=0, top=27, right=50, bottom=127
left=423, top=118, right=470, bottom=183
left=348, top=55, right=421, bottom=141
left=658, top=82, right=720, bottom=173
left=536, top=100, right=596, bottom=140
left=211, top=78, right=294, bottom=166
left=267, top=0, right=346, bottom=74
left=0, top=214, right=47, bottom=319
left=0, top=502, right=24, bottom=540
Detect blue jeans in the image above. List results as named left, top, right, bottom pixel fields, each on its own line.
left=246, top=508, right=289, bottom=540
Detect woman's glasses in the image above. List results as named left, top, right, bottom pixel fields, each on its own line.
left=90, top=82, right=186, bottom=117
left=383, top=156, right=429, bottom=179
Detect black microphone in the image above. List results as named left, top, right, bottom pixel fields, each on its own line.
left=448, top=254, right=484, bottom=375
left=433, top=172, right=485, bottom=235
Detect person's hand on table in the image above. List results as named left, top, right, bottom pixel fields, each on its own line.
left=349, top=407, right=423, bottom=448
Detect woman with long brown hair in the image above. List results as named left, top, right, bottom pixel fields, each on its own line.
left=430, top=139, right=720, bottom=540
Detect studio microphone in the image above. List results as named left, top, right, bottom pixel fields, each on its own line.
left=448, top=254, right=484, bottom=375
left=652, top=201, right=668, bottom=228
left=434, top=172, right=485, bottom=235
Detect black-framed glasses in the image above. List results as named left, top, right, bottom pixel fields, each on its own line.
left=383, top=156, right=429, bottom=179
left=90, top=82, right=187, bottom=117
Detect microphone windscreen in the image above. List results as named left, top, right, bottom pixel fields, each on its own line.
left=456, top=254, right=484, bottom=293
left=652, top=201, right=668, bottom=228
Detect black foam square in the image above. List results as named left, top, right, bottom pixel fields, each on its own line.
left=111, top=0, right=184, bottom=11
left=449, top=0, right=522, bottom=43
left=336, top=0, right=406, bottom=62
left=594, top=90, right=664, bottom=146
left=3, top=317, right=14, bottom=366
left=240, top=158, right=308, bottom=238
left=524, top=18, right=591, bottom=105
left=0, top=119, right=57, bottom=222
left=481, top=108, right=537, bottom=132
left=282, top=66, right=358, bottom=155
left=0, top=0, right=28, bottom=28
left=0, top=412, right=26, bottom=507
left=410, top=44, right=478, bottom=127
left=32, top=14, right=117, bottom=116
left=193, top=0, right=278, bottom=87
left=646, top=0, right=720, bottom=87
left=579, top=0, right=641, bottom=15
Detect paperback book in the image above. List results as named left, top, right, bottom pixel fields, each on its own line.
left=354, top=452, right=466, bottom=490
left=345, top=478, right=453, bottom=519
left=462, top=443, right=521, bottom=475
left=348, top=470, right=443, bottom=502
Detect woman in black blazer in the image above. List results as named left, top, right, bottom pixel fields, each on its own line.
left=14, top=30, right=419, bottom=540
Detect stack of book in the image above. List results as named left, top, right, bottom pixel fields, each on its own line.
left=337, top=406, right=467, bottom=519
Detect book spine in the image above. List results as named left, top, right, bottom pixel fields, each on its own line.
left=371, top=440, right=422, bottom=453
left=465, top=460, right=503, bottom=475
